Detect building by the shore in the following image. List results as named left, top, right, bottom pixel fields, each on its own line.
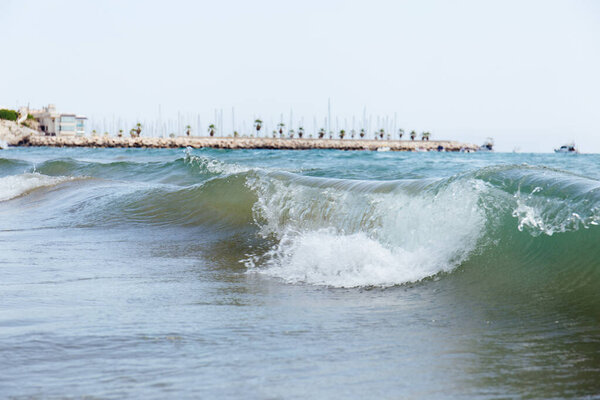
left=30, top=104, right=87, bottom=136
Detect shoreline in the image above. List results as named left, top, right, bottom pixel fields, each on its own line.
left=14, top=135, right=479, bottom=152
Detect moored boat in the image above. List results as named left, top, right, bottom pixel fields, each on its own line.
left=554, top=143, right=578, bottom=153
left=478, top=138, right=494, bottom=152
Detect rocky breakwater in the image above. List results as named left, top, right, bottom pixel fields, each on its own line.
left=0, top=119, right=38, bottom=147
left=17, top=134, right=479, bottom=152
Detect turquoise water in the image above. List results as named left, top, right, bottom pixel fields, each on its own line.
left=1, top=147, right=600, bottom=398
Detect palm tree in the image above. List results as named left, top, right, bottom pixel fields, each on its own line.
left=233, top=131, right=239, bottom=138
left=277, top=122, right=285, bottom=137
left=134, top=123, right=142, bottom=137
left=398, top=129, right=404, bottom=140
left=254, top=119, right=263, bottom=137
left=410, top=130, right=416, bottom=140
left=272, top=130, right=277, bottom=138
left=129, top=129, right=136, bottom=138
left=318, top=128, right=326, bottom=139
left=298, top=127, right=304, bottom=138
left=329, top=131, right=333, bottom=139
left=350, top=129, right=356, bottom=139
left=185, top=125, right=192, bottom=136
left=289, top=129, right=295, bottom=139
left=92, top=129, right=97, bottom=137
left=339, top=129, right=346, bottom=139
left=104, top=132, right=109, bottom=136
left=359, top=128, right=365, bottom=139
left=118, top=129, right=123, bottom=138
left=379, top=129, right=385, bottom=140
left=421, top=131, right=431, bottom=141
left=208, top=124, right=216, bottom=137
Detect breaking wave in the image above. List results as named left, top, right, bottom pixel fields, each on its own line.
left=1, top=154, right=600, bottom=291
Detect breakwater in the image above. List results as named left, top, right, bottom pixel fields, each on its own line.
left=15, top=134, right=478, bottom=151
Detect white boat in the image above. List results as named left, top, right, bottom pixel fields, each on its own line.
left=376, top=147, right=390, bottom=152
left=554, top=143, right=578, bottom=153
left=478, top=138, right=494, bottom=152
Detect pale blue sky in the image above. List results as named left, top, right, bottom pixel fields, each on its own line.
left=1, top=0, right=599, bottom=151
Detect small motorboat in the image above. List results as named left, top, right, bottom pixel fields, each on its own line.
left=554, top=143, right=578, bottom=153
left=478, top=138, right=494, bottom=152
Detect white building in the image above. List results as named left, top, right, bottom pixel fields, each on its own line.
left=30, top=104, right=87, bottom=136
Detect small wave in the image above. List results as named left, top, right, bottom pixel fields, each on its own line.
left=183, top=148, right=251, bottom=176
left=0, top=173, right=74, bottom=201
left=0, top=157, right=31, bottom=177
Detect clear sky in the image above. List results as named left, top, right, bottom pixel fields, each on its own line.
left=1, top=0, right=599, bottom=152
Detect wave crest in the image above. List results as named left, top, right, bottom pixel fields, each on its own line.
left=0, top=173, right=74, bottom=202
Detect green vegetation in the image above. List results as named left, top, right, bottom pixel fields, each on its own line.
left=254, top=119, right=262, bottom=136
left=208, top=124, right=216, bottom=137
left=0, top=109, right=18, bottom=121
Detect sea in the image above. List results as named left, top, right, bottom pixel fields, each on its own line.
left=1, top=147, right=599, bottom=399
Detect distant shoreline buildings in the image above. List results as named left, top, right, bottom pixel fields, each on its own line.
left=28, top=104, right=87, bottom=136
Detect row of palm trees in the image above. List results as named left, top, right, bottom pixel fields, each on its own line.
left=90, top=121, right=432, bottom=141
left=197, top=119, right=432, bottom=141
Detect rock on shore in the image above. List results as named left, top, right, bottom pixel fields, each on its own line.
left=0, top=119, right=38, bottom=146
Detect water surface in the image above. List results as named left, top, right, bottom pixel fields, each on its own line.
left=1, top=148, right=599, bottom=398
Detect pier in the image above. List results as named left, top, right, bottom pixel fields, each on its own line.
left=17, top=135, right=478, bottom=152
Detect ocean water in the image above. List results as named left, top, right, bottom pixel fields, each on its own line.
left=1, top=147, right=600, bottom=399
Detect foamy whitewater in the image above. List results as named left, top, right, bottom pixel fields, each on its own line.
left=1, top=147, right=600, bottom=398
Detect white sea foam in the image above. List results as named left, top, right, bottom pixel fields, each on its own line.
left=0, top=173, right=71, bottom=201
left=183, top=148, right=251, bottom=175
left=511, top=186, right=599, bottom=236
left=245, top=175, right=487, bottom=287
